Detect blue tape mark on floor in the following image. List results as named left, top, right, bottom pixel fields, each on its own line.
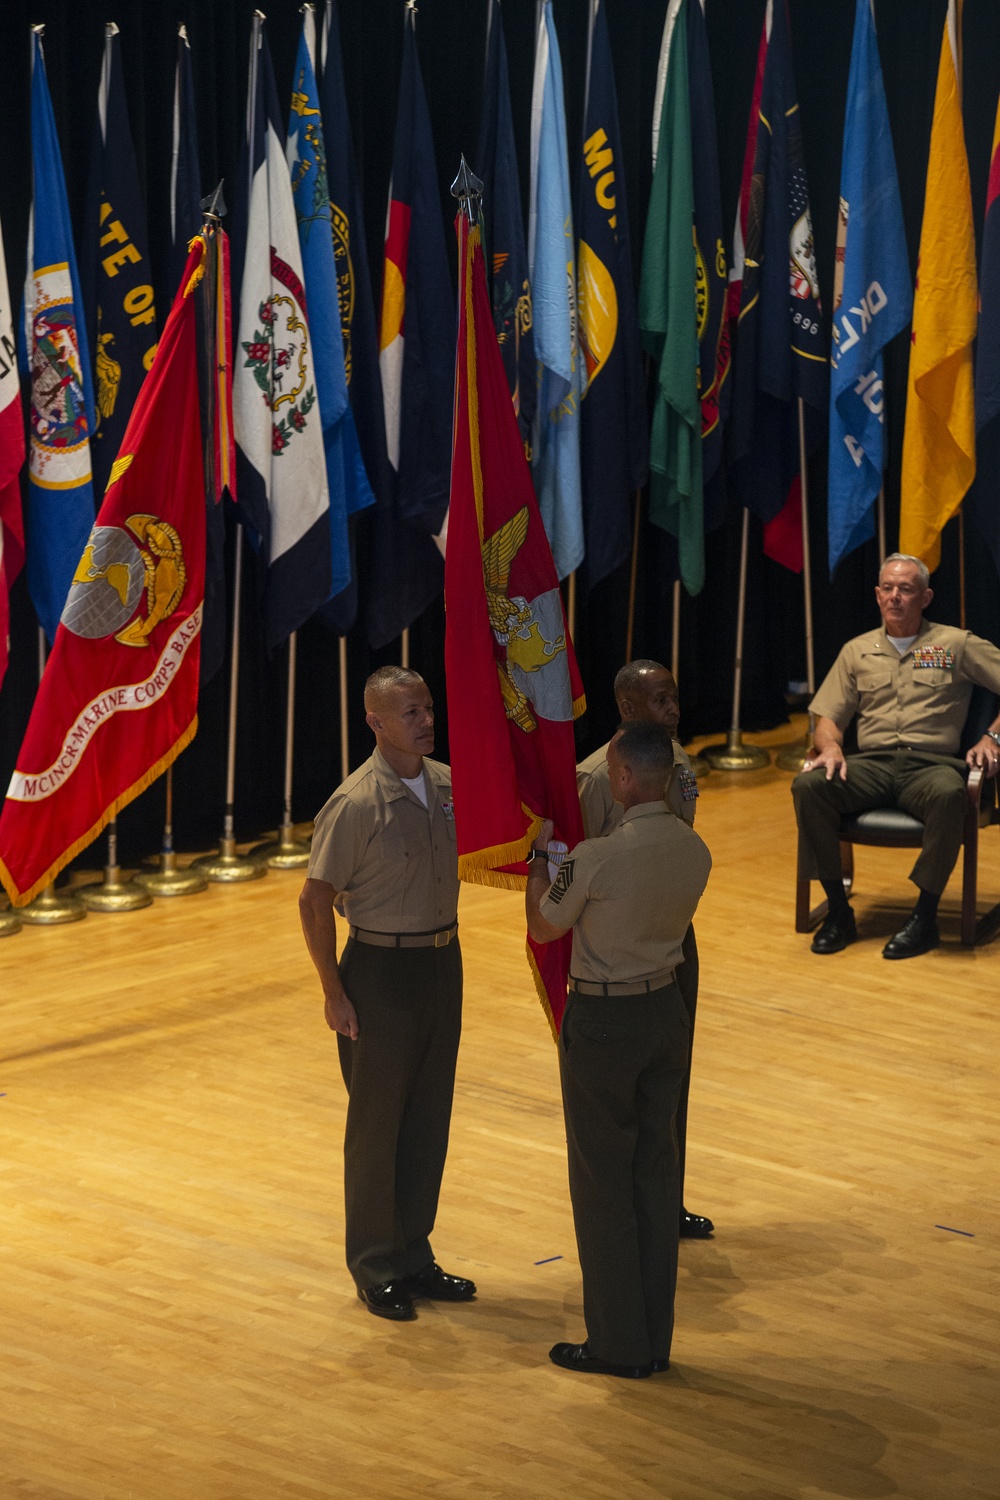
left=935, top=1224, right=974, bottom=1237
left=534, top=1255, right=563, bottom=1265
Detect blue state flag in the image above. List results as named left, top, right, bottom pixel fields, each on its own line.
left=576, top=0, right=647, bottom=593
left=476, top=0, right=535, bottom=453
left=170, top=24, right=203, bottom=296
left=828, top=0, right=911, bottom=576
left=23, top=29, right=96, bottom=644
left=80, top=24, right=158, bottom=499
left=529, top=0, right=583, bottom=582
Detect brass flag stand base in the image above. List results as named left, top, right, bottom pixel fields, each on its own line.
left=701, top=731, right=771, bottom=772
left=248, top=822, right=311, bottom=870
left=0, top=901, right=22, bottom=937
left=194, top=837, right=268, bottom=883
left=19, top=882, right=88, bottom=926
left=78, top=821, right=152, bottom=912
left=776, top=731, right=812, bottom=774
left=136, top=850, right=209, bottom=898
left=136, top=767, right=209, bottom=896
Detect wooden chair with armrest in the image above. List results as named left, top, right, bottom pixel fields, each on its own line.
left=794, top=687, right=1000, bottom=946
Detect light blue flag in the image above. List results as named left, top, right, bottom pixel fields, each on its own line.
left=287, top=20, right=373, bottom=605
left=828, top=0, right=911, bottom=576
left=23, top=29, right=97, bottom=644
left=528, top=0, right=583, bottom=581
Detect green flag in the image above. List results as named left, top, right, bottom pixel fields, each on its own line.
left=639, top=0, right=703, bottom=595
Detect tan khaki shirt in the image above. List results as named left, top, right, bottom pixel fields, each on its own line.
left=576, top=739, right=697, bottom=838
left=539, top=802, right=712, bottom=986
left=308, top=748, right=459, bottom=932
left=810, top=621, right=1000, bottom=755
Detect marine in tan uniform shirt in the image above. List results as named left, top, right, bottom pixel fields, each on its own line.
left=577, top=656, right=711, bottom=1240
left=527, top=722, right=712, bottom=1379
left=299, top=667, right=475, bottom=1322
left=793, top=553, right=1000, bottom=959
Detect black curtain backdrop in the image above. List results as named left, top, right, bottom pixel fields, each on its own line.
left=1, top=0, right=998, bottom=867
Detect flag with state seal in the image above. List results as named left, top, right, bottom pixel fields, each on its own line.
left=0, top=205, right=25, bottom=694
left=0, top=231, right=218, bottom=907
left=445, top=211, right=586, bottom=1037
left=23, top=27, right=97, bottom=646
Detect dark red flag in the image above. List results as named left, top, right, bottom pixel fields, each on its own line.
left=445, top=215, right=585, bottom=1035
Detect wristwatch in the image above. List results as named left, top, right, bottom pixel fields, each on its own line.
left=527, top=849, right=549, bottom=864
left=987, top=730, right=1000, bottom=749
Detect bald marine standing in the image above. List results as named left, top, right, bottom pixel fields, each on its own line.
left=576, top=659, right=712, bottom=1239
left=299, top=667, right=475, bottom=1321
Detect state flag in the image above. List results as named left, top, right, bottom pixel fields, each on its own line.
left=23, top=28, right=96, bottom=646
left=0, top=209, right=25, bottom=693
left=899, top=0, right=977, bottom=572
left=529, top=0, right=583, bottom=583
left=967, top=88, right=1000, bottom=581
left=476, top=0, right=536, bottom=453
left=828, top=0, right=911, bottom=576
left=577, top=0, right=648, bottom=594
left=0, top=232, right=215, bottom=906
left=80, top=23, right=158, bottom=499
left=170, top=24, right=202, bottom=295
left=445, top=213, right=585, bottom=1036
left=233, top=15, right=331, bottom=652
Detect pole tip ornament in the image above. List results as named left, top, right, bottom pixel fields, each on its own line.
left=451, top=155, right=484, bottom=225
left=201, top=181, right=227, bottom=223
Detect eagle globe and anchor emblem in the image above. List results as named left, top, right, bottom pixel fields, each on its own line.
left=483, top=505, right=572, bottom=732
left=61, top=484, right=186, bottom=648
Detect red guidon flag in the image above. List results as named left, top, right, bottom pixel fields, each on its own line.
left=445, top=215, right=585, bottom=1035
left=0, top=234, right=213, bottom=906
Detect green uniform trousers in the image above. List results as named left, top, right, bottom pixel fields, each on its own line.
left=792, top=750, right=968, bottom=896
left=337, top=937, right=462, bottom=1291
left=559, top=982, right=690, bottom=1368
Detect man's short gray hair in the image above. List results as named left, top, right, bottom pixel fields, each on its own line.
left=364, top=665, right=424, bottom=711
left=613, top=721, right=675, bottom=780
left=880, top=553, right=930, bottom=589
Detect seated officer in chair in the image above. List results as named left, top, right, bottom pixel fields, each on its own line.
left=792, top=554, right=1000, bottom=959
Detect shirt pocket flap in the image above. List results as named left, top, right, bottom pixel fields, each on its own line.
left=912, top=667, right=951, bottom=687
left=857, top=669, right=892, bottom=690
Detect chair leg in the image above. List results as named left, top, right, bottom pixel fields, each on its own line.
left=795, top=876, right=815, bottom=933
left=961, top=816, right=978, bottom=947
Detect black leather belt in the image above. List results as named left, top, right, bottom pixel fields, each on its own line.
left=569, top=972, right=675, bottom=997
left=349, top=922, right=458, bottom=949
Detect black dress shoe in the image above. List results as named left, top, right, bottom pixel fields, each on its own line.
left=679, top=1209, right=714, bottom=1238
left=357, top=1282, right=416, bottom=1320
left=650, top=1358, right=670, bottom=1373
left=401, top=1261, right=477, bottom=1302
left=549, top=1341, right=651, bottom=1379
left=811, top=907, right=857, bottom=954
left=883, top=912, right=939, bottom=960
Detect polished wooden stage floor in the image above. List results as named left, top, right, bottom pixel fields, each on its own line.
left=2, top=722, right=998, bottom=1500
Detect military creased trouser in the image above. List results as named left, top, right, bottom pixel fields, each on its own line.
left=674, top=924, right=698, bottom=1204
left=792, top=750, right=969, bottom=897
left=336, top=937, right=462, bottom=1291
left=559, top=982, right=690, bottom=1368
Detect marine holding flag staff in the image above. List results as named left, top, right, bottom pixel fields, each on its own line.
left=299, top=667, right=476, bottom=1323
left=527, top=721, right=712, bottom=1380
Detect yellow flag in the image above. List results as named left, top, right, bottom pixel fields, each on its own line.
left=899, top=0, right=977, bottom=572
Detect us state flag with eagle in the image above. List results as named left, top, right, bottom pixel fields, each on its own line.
left=0, top=230, right=228, bottom=906
left=445, top=212, right=585, bottom=1035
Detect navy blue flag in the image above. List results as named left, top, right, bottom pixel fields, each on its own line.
left=729, top=0, right=827, bottom=528
left=80, top=23, right=158, bottom=499
left=170, top=25, right=202, bottom=295
left=687, top=0, right=731, bottom=528
left=475, top=0, right=535, bottom=454
left=369, top=10, right=452, bottom=646
left=828, top=0, right=911, bottom=576
left=576, top=0, right=648, bottom=593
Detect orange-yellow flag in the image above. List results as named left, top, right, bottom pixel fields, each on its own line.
left=899, top=0, right=977, bottom=572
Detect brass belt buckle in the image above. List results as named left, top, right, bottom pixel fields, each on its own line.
left=434, top=928, right=451, bottom=948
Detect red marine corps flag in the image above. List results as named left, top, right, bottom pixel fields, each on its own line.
left=0, top=232, right=217, bottom=905
left=445, top=203, right=585, bottom=1034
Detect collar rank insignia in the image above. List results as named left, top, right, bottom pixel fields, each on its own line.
left=677, top=769, right=699, bottom=801
left=913, top=646, right=954, bottom=670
